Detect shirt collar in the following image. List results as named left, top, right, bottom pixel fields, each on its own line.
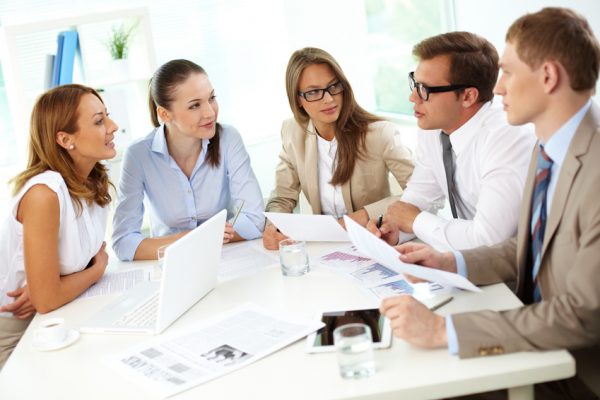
left=151, top=124, right=211, bottom=158
left=543, top=99, right=592, bottom=167
left=151, top=124, right=169, bottom=155
left=446, top=101, right=491, bottom=155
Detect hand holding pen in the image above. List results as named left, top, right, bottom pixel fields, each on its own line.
left=224, top=200, right=245, bottom=244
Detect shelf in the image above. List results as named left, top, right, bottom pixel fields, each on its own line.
left=0, top=5, right=156, bottom=143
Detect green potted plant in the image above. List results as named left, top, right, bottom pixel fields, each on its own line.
left=105, top=21, right=138, bottom=80
left=105, top=22, right=136, bottom=60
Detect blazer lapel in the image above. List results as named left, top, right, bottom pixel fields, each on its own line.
left=304, top=121, right=321, bottom=214
left=542, top=106, right=598, bottom=256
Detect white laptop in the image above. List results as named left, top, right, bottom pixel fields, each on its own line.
left=80, top=209, right=226, bottom=335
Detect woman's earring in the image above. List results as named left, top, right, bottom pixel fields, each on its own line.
left=69, top=144, right=75, bottom=150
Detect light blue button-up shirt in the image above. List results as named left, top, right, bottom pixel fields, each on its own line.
left=112, top=123, right=264, bottom=261
left=446, top=100, right=592, bottom=354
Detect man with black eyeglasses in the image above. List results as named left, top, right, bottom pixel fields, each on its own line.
left=369, top=31, right=536, bottom=251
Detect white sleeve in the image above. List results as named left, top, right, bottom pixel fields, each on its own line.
left=413, top=125, right=535, bottom=251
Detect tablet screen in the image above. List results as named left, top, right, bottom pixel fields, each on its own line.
left=311, top=308, right=386, bottom=347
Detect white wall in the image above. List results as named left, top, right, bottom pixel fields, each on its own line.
left=453, top=0, right=600, bottom=97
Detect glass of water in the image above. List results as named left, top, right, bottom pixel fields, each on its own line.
left=157, top=245, right=169, bottom=270
left=334, top=323, right=376, bottom=379
left=278, top=239, right=310, bottom=276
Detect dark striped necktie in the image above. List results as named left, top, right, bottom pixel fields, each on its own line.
left=529, top=145, right=553, bottom=302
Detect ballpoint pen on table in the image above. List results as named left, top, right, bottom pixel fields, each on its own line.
left=429, top=296, right=454, bottom=312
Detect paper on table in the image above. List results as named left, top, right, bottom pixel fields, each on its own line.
left=107, top=303, right=323, bottom=398
left=343, top=216, right=481, bottom=292
left=264, top=212, right=349, bottom=242
left=78, top=269, right=152, bottom=299
left=219, top=241, right=279, bottom=282
left=318, top=245, right=455, bottom=300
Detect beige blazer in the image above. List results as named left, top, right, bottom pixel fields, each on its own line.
left=265, top=118, right=414, bottom=218
left=454, top=103, right=600, bottom=396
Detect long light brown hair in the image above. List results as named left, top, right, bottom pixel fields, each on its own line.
left=148, top=59, right=221, bottom=167
left=285, top=47, right=382, bottom=185
left=11, top=84, right=112, bottom=212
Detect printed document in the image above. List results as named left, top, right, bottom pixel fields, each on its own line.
left=318, top=245, right=453, bottom=300
left=343, top=216, right=481, bottom=292
left=107, top=303, right=323, bottom=398
left=219, top=241, right=279, bottom=282
left=264, top=212, right=349, bottom=242
left=78, top=269, right=151, bottom=299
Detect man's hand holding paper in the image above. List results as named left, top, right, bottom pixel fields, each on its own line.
left=343, top=216, right=479, bottom=292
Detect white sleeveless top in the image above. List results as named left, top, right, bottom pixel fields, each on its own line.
left=0, top=171, right=108, bottom=317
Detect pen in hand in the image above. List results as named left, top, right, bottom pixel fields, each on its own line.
left=230, top=199, right=245, bottom=226
left=376, top=214, right=383, bottom=229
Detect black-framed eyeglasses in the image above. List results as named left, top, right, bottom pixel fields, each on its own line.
left=408, top=72, right=474, bottom=101
left=298, top=81, right=344, bottom=102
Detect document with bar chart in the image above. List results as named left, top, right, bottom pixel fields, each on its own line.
left=318, top=246, right=453, bottom=300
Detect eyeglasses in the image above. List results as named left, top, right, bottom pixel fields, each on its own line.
left=298, top=81, right=344, bottom=102
left=408, top=72, right=474, bottom=101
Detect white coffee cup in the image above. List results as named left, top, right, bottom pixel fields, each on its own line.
left=33, top=317, right=68, bottom=346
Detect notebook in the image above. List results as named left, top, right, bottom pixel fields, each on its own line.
left=80, top=210, right=226, bottom=335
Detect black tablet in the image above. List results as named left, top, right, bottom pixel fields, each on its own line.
left=305, top=308, right=392, bottom=353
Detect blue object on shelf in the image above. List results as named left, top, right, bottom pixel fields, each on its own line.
left=51, top=30, right=79, bottom=87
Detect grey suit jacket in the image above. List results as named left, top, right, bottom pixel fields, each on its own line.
left=265, top=118, right=414, bottom=218
left=454, top=102, right=600, bottom=395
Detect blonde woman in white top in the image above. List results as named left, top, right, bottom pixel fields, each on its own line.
left=0, top=84, right=118, bottom=367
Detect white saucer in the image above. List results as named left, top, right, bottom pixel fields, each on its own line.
left=32, top=329, right=80, bottom=352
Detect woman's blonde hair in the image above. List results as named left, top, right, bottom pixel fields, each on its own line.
left=11, top=84, right=112, bottom=212
left=285, top=47, right=382, bottom=185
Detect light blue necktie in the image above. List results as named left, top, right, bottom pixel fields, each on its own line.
left=529, top=145, right=553, bottom=302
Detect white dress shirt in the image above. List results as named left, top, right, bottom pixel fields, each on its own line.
left=401, top=102, right=536, bottom=251
left=0, top=171, right=108, bottom=317
left=316, top=135, right=347, bottom=218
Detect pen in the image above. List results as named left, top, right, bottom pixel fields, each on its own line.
left=376, top=214, right=383, bottom=229
left=429, top=296, right=454, bottom=312
left=230, top=199, right=245, bottom=226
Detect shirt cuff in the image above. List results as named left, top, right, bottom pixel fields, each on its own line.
left=446, top=316, right=459, bottom=355
left=453, top=251, right=467, bottom=278
left=233, top=213, right=262, bottom=240
left=412, top=211, right=451, bottom=251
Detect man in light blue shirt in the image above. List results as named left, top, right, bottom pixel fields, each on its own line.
left=380, top=8, right=600, bottom=399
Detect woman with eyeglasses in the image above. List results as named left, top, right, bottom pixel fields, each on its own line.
left=263, top=47, right=414, bottom=250
left=112, top=59, right=265, bottom=261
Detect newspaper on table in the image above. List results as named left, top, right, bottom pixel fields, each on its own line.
left=107, top=303, right=323, bottom=398
left=318, top=245, right=453, bottom=300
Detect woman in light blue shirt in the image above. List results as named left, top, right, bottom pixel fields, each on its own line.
left=112, top=59, right=264, bottom=261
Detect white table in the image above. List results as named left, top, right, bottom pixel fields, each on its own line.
left=0, top=241, right=574, bottom=400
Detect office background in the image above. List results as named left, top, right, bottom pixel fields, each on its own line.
left=0, top=0, right=598, bottom=219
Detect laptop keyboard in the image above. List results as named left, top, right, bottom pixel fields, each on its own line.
left=115, top=292, right=159, bottom=328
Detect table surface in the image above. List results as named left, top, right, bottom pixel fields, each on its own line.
left=0, top=241, right=575, bottom=400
